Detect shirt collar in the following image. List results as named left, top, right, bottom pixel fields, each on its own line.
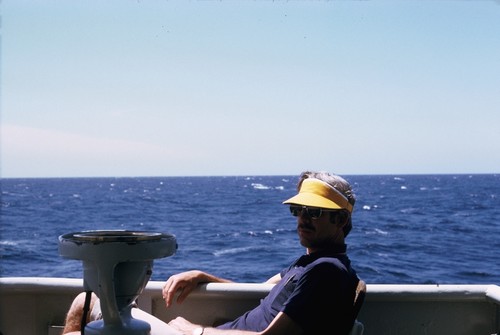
left=295, top=244, right=347, bottom=266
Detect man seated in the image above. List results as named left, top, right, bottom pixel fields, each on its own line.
left=63, top=171, right=362, bottom=335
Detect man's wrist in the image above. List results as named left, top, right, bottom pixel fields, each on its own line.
left=192, top=327, right=204, bottom=335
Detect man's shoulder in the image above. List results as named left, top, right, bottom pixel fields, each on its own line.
left=305, top=255, right=356, bottom=279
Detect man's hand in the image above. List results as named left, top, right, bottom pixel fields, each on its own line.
left=168, top=316, right=201, bottom=334
left=162, top=270, right=205, bottom=308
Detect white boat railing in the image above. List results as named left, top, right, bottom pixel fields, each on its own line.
left=1, top=277, right=499, bottom=335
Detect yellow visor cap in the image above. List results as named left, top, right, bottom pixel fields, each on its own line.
left=283, top=178, right=353, bottom=212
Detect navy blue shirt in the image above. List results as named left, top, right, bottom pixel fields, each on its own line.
left=217, top=245, right=359, bottom=335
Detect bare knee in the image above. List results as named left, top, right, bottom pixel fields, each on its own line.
left=62, top=292, right=98, bottom=334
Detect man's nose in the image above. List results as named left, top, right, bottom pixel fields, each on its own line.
left=299, top=208, right=311, bottom=219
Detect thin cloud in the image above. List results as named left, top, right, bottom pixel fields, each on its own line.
left=0, top=124, right=198, bottom=177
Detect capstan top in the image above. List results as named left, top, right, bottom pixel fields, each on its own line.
left=283, top=178, right=353, bottom=212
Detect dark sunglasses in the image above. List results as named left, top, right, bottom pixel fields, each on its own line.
left=289, top=205, right=339, bottom=219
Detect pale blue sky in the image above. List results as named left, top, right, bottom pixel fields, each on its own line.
left=2, top=1, right=499, bottom=178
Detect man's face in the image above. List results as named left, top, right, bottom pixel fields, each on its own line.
left=289, top=205, right=343, bottom=251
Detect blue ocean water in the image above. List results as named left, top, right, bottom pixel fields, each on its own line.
left=1, top=174, right=499, bottom=285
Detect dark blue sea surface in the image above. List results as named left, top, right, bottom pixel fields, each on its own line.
left=1, top=175, right=499, bottom=285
